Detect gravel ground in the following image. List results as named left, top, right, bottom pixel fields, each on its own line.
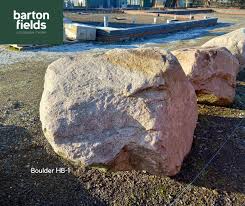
left=0, top=10, right=245, bottom=206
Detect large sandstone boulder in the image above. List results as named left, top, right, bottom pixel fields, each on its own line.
left=202, top=28, right=245, bottom=68
left=173, top=47, right=239, bottom=106
left=40, top=48, right=198, bottom=176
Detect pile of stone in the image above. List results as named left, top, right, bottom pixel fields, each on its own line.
left=173, top=47, right=239, bottom=106
left=40, top=28, right=244, bottom=176
left=172, top=28, right=244, bottom=106
left=202, top=28, right=245, bottom=68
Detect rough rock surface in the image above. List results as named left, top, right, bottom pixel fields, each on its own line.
left=202, top=28, right=245, bottom=68
left=40, top=48, right=198, bottom=176
left=173, top=47, right=239, bottom=106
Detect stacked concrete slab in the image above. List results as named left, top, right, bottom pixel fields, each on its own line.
left=96, top=18, right=218, bottom=42
left=64, top=23, right=96, bottom=41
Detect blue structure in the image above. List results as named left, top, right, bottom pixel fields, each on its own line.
left=65, top=0, right=156, bottom=8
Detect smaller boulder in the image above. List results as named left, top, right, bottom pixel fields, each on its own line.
left=173, top=47, right=239, bottom=106
left=202, top=28, right=245, bottom=68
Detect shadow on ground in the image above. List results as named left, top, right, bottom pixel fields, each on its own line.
left=233, top=68, right=245, bottom=110
left=172, top=68, right=245, bottom=195
left=0, top=124, right=106, bottom=206
left=174, top=114, right=245, bottom=194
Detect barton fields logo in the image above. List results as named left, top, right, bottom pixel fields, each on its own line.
left=13, top=10, right=50, bottom=30
left=0, top=0, right=63, bottom=44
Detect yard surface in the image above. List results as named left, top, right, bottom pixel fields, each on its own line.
left=0, top=10, right=244, bottom=206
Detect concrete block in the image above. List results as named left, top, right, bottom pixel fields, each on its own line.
left=64, top=23, right=96, bottom=41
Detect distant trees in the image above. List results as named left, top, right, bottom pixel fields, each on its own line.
left=210, top=0, right=245, bottom=7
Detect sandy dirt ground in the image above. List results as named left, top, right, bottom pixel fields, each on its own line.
left=0, top=9, right=244, bottom=206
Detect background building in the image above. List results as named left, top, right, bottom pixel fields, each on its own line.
left=65, top=0, right=157, bottom=8
left=64, top=0, right=245, bottom=8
